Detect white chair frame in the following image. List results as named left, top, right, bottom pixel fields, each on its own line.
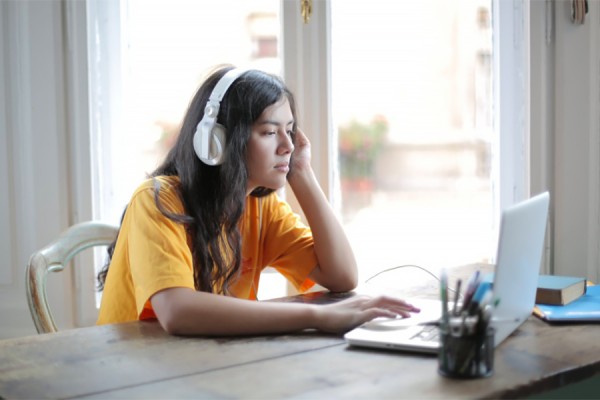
left=26, top=221, right=119, bottom=334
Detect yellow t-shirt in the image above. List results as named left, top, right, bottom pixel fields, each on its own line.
left=97, top=176, right=317, bottom=325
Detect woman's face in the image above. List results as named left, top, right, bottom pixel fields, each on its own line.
left=246, top=97, right=295, bottom=194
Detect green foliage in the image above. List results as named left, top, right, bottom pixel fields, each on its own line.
left=338, top=116, right=389, bottom=180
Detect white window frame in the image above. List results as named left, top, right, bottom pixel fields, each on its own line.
left=64, top=0, right=98, bottom=327
left=68, top=0, right=124, bottom=326
left=493, top=0, right=529, bottom=210
left=281, top=0, right=336, bottom=217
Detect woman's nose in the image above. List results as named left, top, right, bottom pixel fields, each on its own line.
left=278, top=131, right=294, bottom=154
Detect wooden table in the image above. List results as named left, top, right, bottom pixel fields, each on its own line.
left=2, top=266, right=600, bottom=399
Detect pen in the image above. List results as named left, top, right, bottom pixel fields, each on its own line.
left=441, top=268, right=449, bottom=327
left=452, top=279, right=462, bottom=316
left=460, top=270, right=481, bottom=313
left=467, top=281, right=492, bottom=316
left=440, top=268, right=449, bottom=371
left=478, top=290, right=493, bottom=309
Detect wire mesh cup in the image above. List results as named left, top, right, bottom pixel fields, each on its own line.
left=438, top=325, right=495, bottom=379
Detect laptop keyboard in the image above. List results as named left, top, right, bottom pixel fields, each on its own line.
left=411, top=325, right=440, bottom=342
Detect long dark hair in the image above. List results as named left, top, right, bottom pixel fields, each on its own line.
left=97, top=66, right=298, bottom=294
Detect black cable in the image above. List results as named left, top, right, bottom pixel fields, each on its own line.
left=365, top=264, right=439, bottom=283
left=365, top=264, right=462, bottom=298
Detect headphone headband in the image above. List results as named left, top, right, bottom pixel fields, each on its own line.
left=209, top=67, right=249, bottom=103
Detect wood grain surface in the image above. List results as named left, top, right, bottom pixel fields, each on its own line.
left=2, top=264, right=599, bottom=399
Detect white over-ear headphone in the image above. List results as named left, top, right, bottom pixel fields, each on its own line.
left=193, top=67, right=249, bottom=165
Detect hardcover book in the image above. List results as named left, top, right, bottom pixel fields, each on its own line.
left=535, top=275, right=586, bottom=305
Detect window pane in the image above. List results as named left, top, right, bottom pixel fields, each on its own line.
left=95, top=0, right=284, bottom=301
left=332, top=0, right=493, bottom=287
left=107, top=0, right=282, bottom=221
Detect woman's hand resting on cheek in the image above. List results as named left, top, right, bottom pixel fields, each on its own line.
left=288, top=128, right=312, bottom=175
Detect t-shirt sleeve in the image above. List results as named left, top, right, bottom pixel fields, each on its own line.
left=260, top=193, right=317, bottom=292
left=126, top=184, right=195, bottom=317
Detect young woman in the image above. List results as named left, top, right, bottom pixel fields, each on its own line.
left=97, top=65, right=419, bottom=336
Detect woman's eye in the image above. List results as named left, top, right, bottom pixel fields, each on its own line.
left=287, top=130, right=294, bottom=136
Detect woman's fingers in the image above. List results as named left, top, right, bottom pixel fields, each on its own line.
left=360, top=307, right=399, bottom=322
left=359, top=295, right=421, bottom=314
left=294, top=127, right=309, bottom=145
left=316, top=295, right=423, bottom=333
left=335, top=294, right=421, bottom=320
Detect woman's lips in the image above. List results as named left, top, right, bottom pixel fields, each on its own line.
left=275, top=163, right=289, bottom=173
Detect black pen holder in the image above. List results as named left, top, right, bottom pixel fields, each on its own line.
left=438, top=325, right=495, bottom=379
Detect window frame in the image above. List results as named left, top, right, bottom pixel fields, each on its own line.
left=281, top=0, right=336, bottom=217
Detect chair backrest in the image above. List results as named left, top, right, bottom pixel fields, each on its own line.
left=26, top=221, right=119, bottom=334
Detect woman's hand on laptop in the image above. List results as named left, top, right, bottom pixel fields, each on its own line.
left=313, top=295, right=421, bottom=334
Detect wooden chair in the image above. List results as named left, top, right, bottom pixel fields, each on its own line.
left=26, top=221, right=119, bottom=334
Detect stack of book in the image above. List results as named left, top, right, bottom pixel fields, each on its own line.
left=533, top=275, right=599, bottom=323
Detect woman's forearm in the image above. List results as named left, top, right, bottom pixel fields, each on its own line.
left=151, top=287, right=420, bottom=336
left=287, top=167, right=358, bottom=292
left=152, top=288, right=321, bottom=336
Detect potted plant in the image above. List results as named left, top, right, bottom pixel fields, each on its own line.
left=338, top=115, right=389, bottom=191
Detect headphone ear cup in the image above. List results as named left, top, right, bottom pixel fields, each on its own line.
left=209, top=124, right=227, bottom=164
left=193, top=121, right=226, bottom=166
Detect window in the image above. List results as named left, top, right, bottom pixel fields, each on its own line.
left=331, top=0, right=494, bottom=288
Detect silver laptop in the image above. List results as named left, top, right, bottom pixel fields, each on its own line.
left=344, top=192, right=550, bottom=353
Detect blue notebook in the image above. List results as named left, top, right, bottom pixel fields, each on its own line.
left=534, top=285, right=600, bottom=322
